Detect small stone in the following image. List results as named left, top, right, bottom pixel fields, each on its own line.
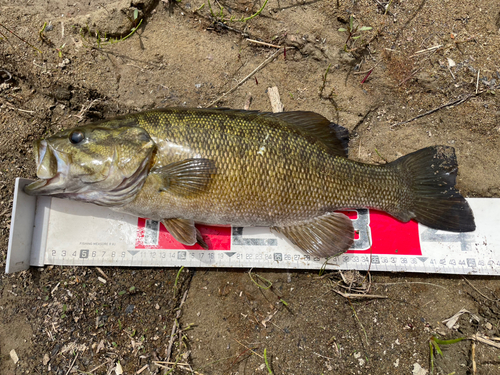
left=412, top=362, right=428, bottom=375
left=43, top=353, right=50, bottom=365
left=10, top=349, right=19, bottom=364
left=57, top=58, right=71, bottom=68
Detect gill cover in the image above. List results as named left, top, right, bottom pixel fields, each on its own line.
left=24, top=125, right=155, bottom=206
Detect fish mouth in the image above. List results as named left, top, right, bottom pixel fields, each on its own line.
left=24, top=140, right=70, bottom=195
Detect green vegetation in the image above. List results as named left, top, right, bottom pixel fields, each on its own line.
left=207, top=0, right=269, bottom=23
left=79, top=9, right=142, bottom=49
left=338, top=15, right=372, bottom=51
left=429, top=336, right=465, bottom=374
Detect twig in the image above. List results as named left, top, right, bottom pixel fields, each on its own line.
left=232, top=338, right=263, bottom=359
left=51, top=282, right=61, bottom=295
left=165, top=321, right=177, bottom=362
left=1, top=103, right=35, bottom=114
left=206, top=48, right=283, bottom=107
left=0, top=23, right=42, bottom=53
left=246, top=39, right=281, bottom=49
left=472, top=341, right=476, bottom=375
left=462, top=277, right=496, bottom=302
left=448, top=66, right=455, bottom=80
left=398, top=67, right=423, bottom=86
left=333, top=290, right=387, bottom=299
left=313, top=352, right=335, bottom=360
left=472, top=334, right=500, bottom=349
left=358, top=61, right=381, bottom=84
left=374, top=281, right=447, bottom=290
left=86, top=359, right=110, bottom=373
left=165, top=289, right=189, bottom=362
left=95, top=267, right=110, bottom=281
left=360, top=68, right=374, bottom=84
left=351, top=107, right=374, bottom=134
left=476, top=69, right=480, bottom=94
left=135, top=364, right=148, bottom=374
left=64, top=353, right=79, bottom=375
left=409, top=44, right=442, bottom=58
left=391, top=94, right=475, bottom=128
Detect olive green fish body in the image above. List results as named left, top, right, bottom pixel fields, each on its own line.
left=115, top=110, right=404, bottom=225
left=24, top=108, right=475, bottom=258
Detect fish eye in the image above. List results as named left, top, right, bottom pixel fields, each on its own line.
left=69, top=130, right=85, bottom=144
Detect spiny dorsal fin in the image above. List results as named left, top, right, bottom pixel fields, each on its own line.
left=152, top=158, right=216, bottom=197
left=272, top=212, right=354, bottom=258
left=161, top=218, right=208, bottom=249
left=269, top=111, right=349, bottom=157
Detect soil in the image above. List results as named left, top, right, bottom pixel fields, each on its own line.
left=1, top=0, right=500, bottom=374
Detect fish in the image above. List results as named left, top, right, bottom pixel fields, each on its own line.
left=24, top=108, right=476, bottom=258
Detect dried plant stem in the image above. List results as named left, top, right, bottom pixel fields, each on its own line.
left=463, top=277, right=496, bottom=302
left=207, top=48, right=282, bottom=107
left=246, top=38, right=281, bottom=48
left=391, top=94, right=475, bottom=128
left=346, top=298, right=369, bottom=346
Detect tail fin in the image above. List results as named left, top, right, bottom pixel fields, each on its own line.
left=391, top=146, right=475, bottom=232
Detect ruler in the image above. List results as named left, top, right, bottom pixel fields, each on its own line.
left=7, top=178, right=500, bottom=275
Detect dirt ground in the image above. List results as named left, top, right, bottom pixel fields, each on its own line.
left=1, top=0, right=500, bottom=374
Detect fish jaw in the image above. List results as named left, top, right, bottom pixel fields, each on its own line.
left=24, top=140, right=71, bottom=195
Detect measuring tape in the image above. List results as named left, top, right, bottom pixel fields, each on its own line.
left=7, top=178, right=500, bottom=275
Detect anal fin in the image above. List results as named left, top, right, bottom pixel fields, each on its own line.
left=161, top=218, right=208, bottom=249
left=272, top=213, right=354, bottom=258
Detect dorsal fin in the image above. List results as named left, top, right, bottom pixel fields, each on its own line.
left=268, top=111, right=349, bottom=157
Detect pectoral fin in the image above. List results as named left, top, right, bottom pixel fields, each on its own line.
left=272, top=213, right=354, bottom=258
left=161, top=218, right=208, bottom=249
left=152, top=158, right=216, bottom=196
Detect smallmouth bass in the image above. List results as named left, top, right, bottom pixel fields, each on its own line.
left=24, top=108, right=475, bottom=257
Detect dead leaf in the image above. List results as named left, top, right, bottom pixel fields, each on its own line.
left=442, top=308, right=480, bottom=329
left=115, top=361, right=123, bottom=375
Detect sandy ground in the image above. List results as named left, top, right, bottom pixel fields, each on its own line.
left=1, top=0, right=500, bottom=374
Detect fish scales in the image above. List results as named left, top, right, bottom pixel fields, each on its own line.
left=24, top=108, right=475, bottom=257
left=121, top=109, right=407, bottom=226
